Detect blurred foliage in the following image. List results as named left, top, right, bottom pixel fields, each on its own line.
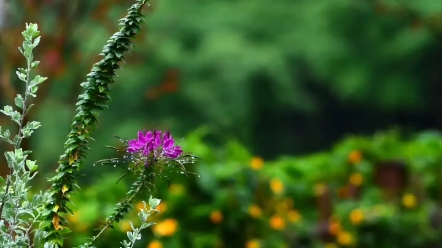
left=1, top=0, right=442, bottom=161
left=60, top=128, right=442, bottom=248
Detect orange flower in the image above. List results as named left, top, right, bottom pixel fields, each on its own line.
left=349, top=209, right=364, bottom=225
left=157, top=201, right=167, bottom=213
left=152, top=218, right=178, bottom=236
left=337, top=231, right=353, bottom=246
left=269, top=215, right=285, bottom=230
left=270, top=179, right=284, bottom=194
left=287, top=210, right=301, bottom=223
left=246, top=239, right=261, bottom=248
left=328, top=220, right=341, bottom=236
left=250, top=157, right=264, bottom=170
left=210, top=211, right=223, bottom=224
left=147, top=240, right=163, bottom=248
left=349, top=173, right=363, bottom=186
left=348, top=151, right=362, bottom=164
left=402, top=193, right=417, bottom=208
left=249, top=204, right=262, bottom=218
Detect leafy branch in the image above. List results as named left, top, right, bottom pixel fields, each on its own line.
left=39, top=0, right=149, bottom=246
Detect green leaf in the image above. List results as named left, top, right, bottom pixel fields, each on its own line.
left=33, top=36, right=41, bottom=47
left=31, top=61, right=40, bottom=69
left=16, top=71, right=27, bottom=82
left=26, top=160, right=38, bottom=172
left=15, top=94, right=25, bottom=110
left=148, top=196, right=161, bottom=209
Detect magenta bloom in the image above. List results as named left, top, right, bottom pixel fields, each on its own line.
left=127, top=131, right=154, bottom=153
left=127, top=130, right=183, bottom=165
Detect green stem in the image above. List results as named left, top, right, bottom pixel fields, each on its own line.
left=81, top=173, right=146, bottom=247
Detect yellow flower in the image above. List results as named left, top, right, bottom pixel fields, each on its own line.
left=337, top=231, right=353, bottom=246
left=152, top=218, right=178, bottom=236
left=270, top=179, right=284, bottom=194
left=348, top=150, right=362, bottom=164
left=249, top=204, right=262, bottom=218
left=324, top=243, right=338, bottom=248
left=120, top=221, right=132, bottom=232
left=349, top=209, right=364, bottom=225
left=210, top=211, right=223, bottom=224
left=287, top=210, right=301, bottom=223
left=246, top=239, right=261, bottom=248
left=250, top=157, right=264, bottom=170
left=402, top=193, right=417, bottom=208
left=349, top=173, right=363, bottom=186
left=169, top=183, right=185, bottom=195
left=269, top=215, right=285, bottom=230
left=147, top=240, right=163, bottom=248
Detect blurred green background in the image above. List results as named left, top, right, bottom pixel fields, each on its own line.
left=1, top=0, right=442, bottom=247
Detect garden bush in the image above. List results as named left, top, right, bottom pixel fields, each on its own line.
left=62, top=128, right=442, bottom=248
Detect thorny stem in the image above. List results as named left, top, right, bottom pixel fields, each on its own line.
left=0, top=49, right=32, bottom=221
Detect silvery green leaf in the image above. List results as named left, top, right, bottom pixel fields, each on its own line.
left=120, top=240, right=131, bottom=248
left=3, top=129, right=10, bottom=140
left=0, top=105, right=13, bottom=117
left=29, top=86, right=38, bottom=96
left=14, top=94, right=25, bottom=110
left=22, top=40, right=32, bottom=52
left=33, top=36, right=41, bottom=47
left=141, top=221, right=155, bottom=229
left=4, top=151, right=16, bottom=169
left=15, top=71, right=26, bottom=82
left=148, top=195, right=160, bottom=209
left=30, top=75, right=47, bottom=87
left=11, top=111, right=21, bottom=125
left=26, top=160, right=38, bottom=173
left=127, top=231, right=134, bottom=242
left=31, top=61, right=40, bottom=69
left=24, top=50, right=31, bottom=59
left=25, top=104, right=34, bottom=115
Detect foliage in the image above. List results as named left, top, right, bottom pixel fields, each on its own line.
left=0, top=23, right=52, bottom=247
left=0, top=1, right=178, bottom=248
left=64, top=128, right=442, bottom=248
left=2, top=0, right=442, bottom=160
